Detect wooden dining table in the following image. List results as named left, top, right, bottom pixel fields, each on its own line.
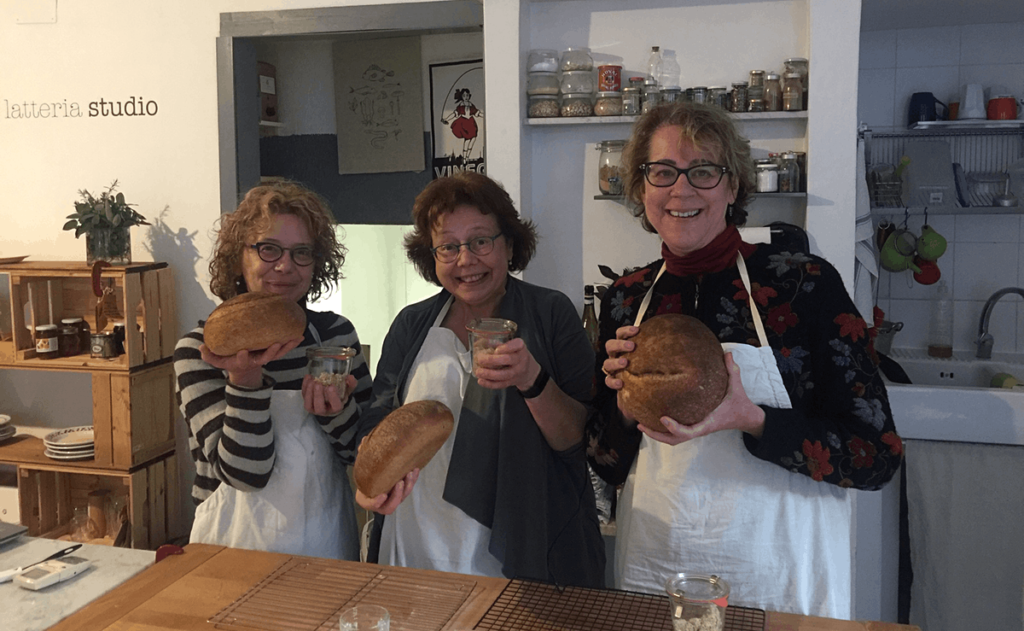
left=47, top=544, right=920, bottom=631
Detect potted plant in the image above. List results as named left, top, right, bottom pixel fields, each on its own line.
left=62, top=180, right=150, bottom=264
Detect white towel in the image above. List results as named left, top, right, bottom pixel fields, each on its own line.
left=853, top=137, right=878, bottom=326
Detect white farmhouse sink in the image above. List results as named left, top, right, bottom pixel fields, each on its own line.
left=884, top=348, right=1024, bottom=446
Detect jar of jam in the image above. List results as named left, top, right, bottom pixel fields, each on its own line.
left=61, top=317, right=90, bottom=351
left=34, top=324, right=59, bottom=359
left=59, top=324, right=81, bottom=357
left=90, top=332, right=117, bottom=359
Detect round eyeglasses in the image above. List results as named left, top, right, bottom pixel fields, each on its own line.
left=431, top=233, right=504, bottom=263
left=247, top=242, right=316, bottom=267
left=640, top=162, right=730, bottom=189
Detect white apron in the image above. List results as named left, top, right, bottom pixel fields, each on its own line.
left=190, top=324, right=358, bottom=560
left=380, top=297, right=505, bottom=577
left=615, top=255, right=853, bottom=619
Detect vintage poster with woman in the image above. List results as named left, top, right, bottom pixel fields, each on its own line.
left=429, top=59, right=484, bottom=179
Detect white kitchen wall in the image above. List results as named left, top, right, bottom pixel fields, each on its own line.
left=862, top=21, right=1024, bottom=354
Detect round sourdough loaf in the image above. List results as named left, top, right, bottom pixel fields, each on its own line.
left=618, top=313, right=728, bottom=432
left=354, top=400, right=455, bottom=498
left=203, top=292, right=307, bottom=356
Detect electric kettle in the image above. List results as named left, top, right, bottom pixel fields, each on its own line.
left=907, top=92, right=947, bottom=127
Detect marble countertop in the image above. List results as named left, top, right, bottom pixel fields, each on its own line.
left=0, top=535, right=154, bottom=631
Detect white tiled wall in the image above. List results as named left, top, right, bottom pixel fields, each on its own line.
left=864, top=22, right=1024, bottom=355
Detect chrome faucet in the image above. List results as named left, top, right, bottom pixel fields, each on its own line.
left=976, top=287, right=1024, bottom=359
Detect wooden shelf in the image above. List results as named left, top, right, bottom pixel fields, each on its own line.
left=526, top=110, right=808, bottom=125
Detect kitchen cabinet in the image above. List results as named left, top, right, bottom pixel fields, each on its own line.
left=0, top=262, right=179, bottom=549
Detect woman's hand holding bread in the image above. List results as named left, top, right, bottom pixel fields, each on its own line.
left=354, top=468, right=419, bottom=515
left=602, top=325, right=639, bottom=422
left=302, top=373, right=357, bottom=416
left=200, top=337, right=304, bottom=389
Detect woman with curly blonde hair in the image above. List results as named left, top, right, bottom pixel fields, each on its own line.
left=174, top=180, right=371, bottom=559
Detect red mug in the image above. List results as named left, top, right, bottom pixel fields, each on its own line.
left=988, top=97, right=1017, bottom=120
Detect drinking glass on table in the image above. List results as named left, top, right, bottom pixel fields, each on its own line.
left=338, top=605, right=390, bottom=631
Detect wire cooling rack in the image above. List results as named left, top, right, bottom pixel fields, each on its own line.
left=208, top=557, right=477, bottom=631
left=474, top=579, right=766, bottom=631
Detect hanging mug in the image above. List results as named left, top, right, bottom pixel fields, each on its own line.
left=917, top=225, right=947, bottom=261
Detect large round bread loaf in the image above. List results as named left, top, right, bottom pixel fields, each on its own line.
left=354, top=400, right=455, bottom=498
left=203, top=292, right=307, bottom=356
left=618, top=314, right=728, bottom=432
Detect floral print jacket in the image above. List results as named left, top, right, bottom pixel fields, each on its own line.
left=586, top=243, right=903, bottom=491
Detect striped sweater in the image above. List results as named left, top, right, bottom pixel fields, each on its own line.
left=173, top=307, right=372, bottom=506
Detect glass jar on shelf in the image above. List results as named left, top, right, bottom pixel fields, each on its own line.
left=559, top=47, right=593, bottom=72
left=691, top=86, right=708, bottom=104
left=778, top=152, right=800, bottom=193
left=784, top=57, right=809, bottom=108
left=561, top=94, right=594, bottom=117
left=782, top=72, right=803, bottom=111
left=748, top=70, right=766, bottom=103
left=526, top=71, right=560, bottom=96
left=641, top=84, right=661, bottom=114
left=622, top=87, right=641, bottom=116
left=597, top=139, right=627, bottom=195
left=763, top=73, right=782, bottom=111
left=560, top=70, right=595, bottom=95
left=660, top=87, right=682, bottom=104
left=528, top=94, right=560, bottom=118
left=708, top=86, right=729, bottom=109
left=594, top=92, right=624, bottom=116
left=755, top=159, right=779, bottom=192
left=527, top=49, right=559, bottom=73
left=730, top=82, right=748, bottom=112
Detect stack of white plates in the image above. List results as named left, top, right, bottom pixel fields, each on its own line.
left=43, top=426, right=95, bottom=461
left=0, top=415, right=14, bottom=444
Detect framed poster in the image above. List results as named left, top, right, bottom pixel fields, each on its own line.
left=429, top=59, right=484, bottom=178
left=333, top=36, right=425, bottom=174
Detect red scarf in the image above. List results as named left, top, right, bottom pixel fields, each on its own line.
left=661, top=224, right=757, bottom=276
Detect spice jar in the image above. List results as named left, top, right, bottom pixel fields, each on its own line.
left=526, top=71, right=560, bottom=96
left=628, top=76, right=645, bottom=90
left=559, top=47, right=593, bottom=72
left=784, top=57, right=809, bottom=108
left=527, top=49, right=559, bottom=73
left=730, top=82, right=748, bottom=112
left=756, top=160, right=779, bottom=192
left=597, top=65, right=622, bottom=92
left=561, top=94, right=593, bottom=117
left=528, top=95, right=560, bottom=118
left=597, top=140, right=626, bottom=195
left=782, top=72, right=804, bottom=111
left=778, top=152, right=801, bottom=193
left=62, top=317, right=90, bottom=351
left=560, top=70, right=595, bottom=95
left=622, top=87, right=641, bottom=115
left=763, top=73, right=782, bottom=111
left=35, top=324, right=59, bottom=359
left=594, top=92, right=623, bottom=116
left=90, top=332, right=117, bottom=359
left=59, top=324, right=81, bottom=357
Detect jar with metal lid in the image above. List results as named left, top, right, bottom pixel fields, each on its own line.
left=61, top=317, right=90, bottom=351
left=594, top=92, right=623, bottom=116
left=665, top=573, right=730, bottom=631
left=628, top=76, right=645, bottom=90
left=527, top=49, right=559, bottom=73
left=526, top=71, right=560, bottom=96
left=691, top=86, right=708, bottom=104
left=59, top=324, right=81, bottom=357
left=748, top=69, right=766, bottom=104
left=560, top=70, right=595, bottom=95
left=778, top=152, right=800, bottom=193
left=730, top=82, right=748, bottom=112
left=660, top=87, right=681, bottom=104
left=596, top=140, right=627, bottom=195
left=559, top=47, right=593, bottom=72
left=784, top=57, right=809, bottom=107
left=560, top=94, right=593, bottom=117
left=34, top=324, right=59, bottom=359
left=528, top=94, right=560, bottom=118
left=763, top=73, right=782, bottom=111
left=641, top=85, right=661, bottom=114
left=90, top=331, right=117, bottom=359
left=748, top=97, right=764, bottom=112
left=756, top=160, right=779, bottom=192
left=622, top=87, right=641, bottom=116
left=782, top=72, right=803, bottom=111
left=708, top=86, right=729, bottom=109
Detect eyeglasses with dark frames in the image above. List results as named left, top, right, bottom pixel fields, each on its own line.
left=640, top=162, right=730, bottom=189
left=247, top=242, right=317, bottom=267
left=430, top=233, right=504, bottom=263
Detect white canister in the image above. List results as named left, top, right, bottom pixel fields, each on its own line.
left=756, top=160, right=779, bottom=192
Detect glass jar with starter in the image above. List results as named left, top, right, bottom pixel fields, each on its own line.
left=756, top=159, right=779, bottom=192
left=622, top=87, right=641, bottom=116
left=528, top=94, right=560, bottom=118
left=778, top=152, right=800, bottom=193
left=34, top=324, right=59, bottom=360
left=526, top=71, right=560, bottom=96
left=763, top=73, right=783, bottom=111
left=596, top=140, right=627, bottom=195
left=560, top=70, right=595, bottom=95
left=561, top=94, right=594, bottom=117
left=594, top=92, right=624, bottom=116
left=559, top=47, right=593, bottom=72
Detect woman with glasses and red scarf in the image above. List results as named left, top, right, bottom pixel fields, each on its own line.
left=586, top=102, right=903, bottom=618
left=173, top=180, right=371, bottom=559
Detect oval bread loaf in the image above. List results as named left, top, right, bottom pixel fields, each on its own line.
left=618, top=313, right=728, bottom=432
left=354, top=400, right=454, bottom=498
left=203, top=292, right=307, bottom=356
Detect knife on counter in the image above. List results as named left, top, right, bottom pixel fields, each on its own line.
left=0, top=543, right=83, bottom=583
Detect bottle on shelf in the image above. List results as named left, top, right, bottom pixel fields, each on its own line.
left=927, top=280, right=953, bottom=358
left=645, top=46, right=663, bottom=87
left=582, top=285, right=600, bottom=354
left=659, top=50, right=681, bottom=91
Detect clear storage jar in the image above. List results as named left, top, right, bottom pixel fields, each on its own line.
left=527, top=71, right=560, bottom=96
left=748, top=69, right=766, bottom=103
left=708, top=86, right=729, bottom=109
left=665, top=573, right=729, bottom=631
left=782, top=72, right=803, bottom=111
left=527, top=49, right=559, bottom=73
left=528, top=95, right=560, bottom=118
left=784, top=57, right=809, bottom=107
left=560, top=70, right=595, bottom=95
left=641, top=85, right=661, bottom=113
left=597, top=139, right=626, bottom=195
left=763, top=73, right=782, bottom=111
left=622, top=87, right=641, bottom=115
left=559, top=47, right=594, bottom=72
left=561, top=94, right=593, bottom=117
left=756, top=160, right=779, bottom=192
left=778, top=152, right=800, bottom=193
left=730, top=82, right=748, bottom=112
left=594, top=92, right=623, bottom=116
left=307, top=346, right=356, bottom=388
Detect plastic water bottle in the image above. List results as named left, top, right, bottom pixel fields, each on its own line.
left=646, top=46, right=663, bottom=86
left=660, top=50, right=681, bottom=89
left=927, top=280, right=953, bottom=358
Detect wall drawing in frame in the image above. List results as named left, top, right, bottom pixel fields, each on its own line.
left=429, top=59, right=484, bottom=179
left=333, top=36, right=424, bottom=175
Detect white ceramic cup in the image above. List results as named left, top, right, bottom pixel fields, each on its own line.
left=959, top=84, right=986, bottom=120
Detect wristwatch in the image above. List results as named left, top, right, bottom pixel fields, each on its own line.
left=518, top=365, right=550, bottom=399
